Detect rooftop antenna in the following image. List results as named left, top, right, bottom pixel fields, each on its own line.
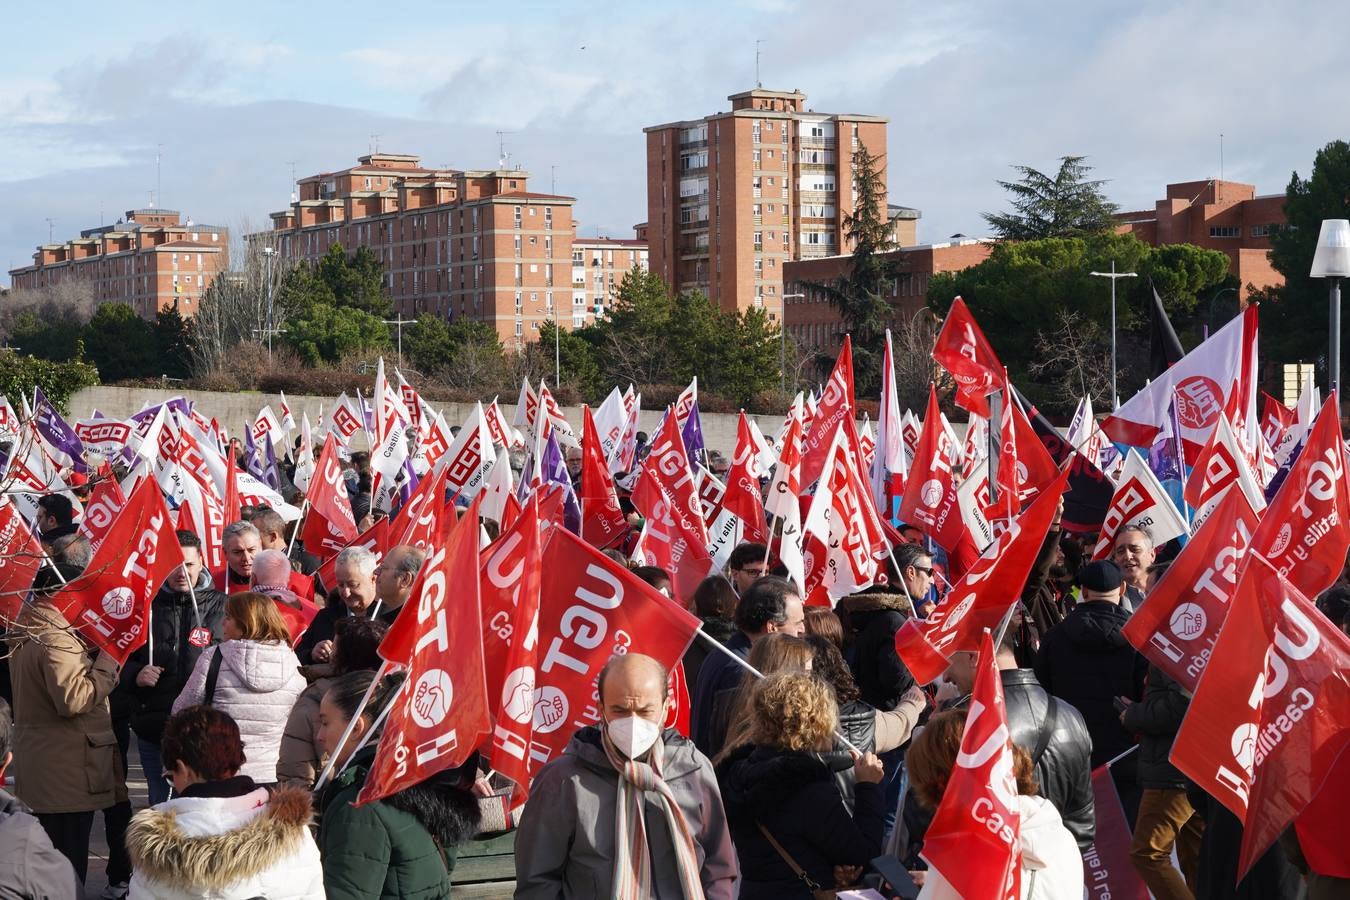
left=45, top=218, right=54, bottom=243
left=551, top=165, right=558, bottom=194
left=755, top=39, right=763, bottom=88
left=287, top=160, right=298, bottom=201
left=369, top=133, right=381, bottom=154
left=1219, top=133, right=1225, bottom=200
left=496, top=131, right=513, bottom=169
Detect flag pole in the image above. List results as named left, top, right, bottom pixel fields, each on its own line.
left=694, top=628, right=862, bottom=755
left=287, top=498, right=309, bottom=556
left=340, top=677, right=407, bottom=761
left=314, top=659, right=393, bottom=792
left=1103, top=743, right=1140, bottom=769
left=762, top=513, right=778, bottom=566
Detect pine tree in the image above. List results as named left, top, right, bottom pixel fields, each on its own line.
left=983, top=156, right=1119, bottom=240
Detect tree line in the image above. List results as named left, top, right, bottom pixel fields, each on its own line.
left=4, top=141, right=1347, bottom=415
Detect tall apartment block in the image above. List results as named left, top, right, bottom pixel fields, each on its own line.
left=8, top=209, right=229, bottom=319
left=644, top=88, right=893, bottom=320
left=255, top=152, right=636, bottom=346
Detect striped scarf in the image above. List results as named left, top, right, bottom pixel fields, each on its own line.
left=602, top=728, right=707, bottom=900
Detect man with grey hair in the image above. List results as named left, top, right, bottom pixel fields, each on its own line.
left=48, top=533, right=93, bottom=572
left=297, top=546, right=378, bottom=665
left=216, top=520, right=261, bottom=593
left=1111, top=524, right=1154, bottom=611
left=373, top=544, right=426, bottom=625
left=251, top=549, right=296, bottom=598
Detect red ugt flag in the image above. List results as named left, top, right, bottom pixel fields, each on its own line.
left=630, top=408, right=713, bottom=603
left=481, top=497, right=544, bottom=807
left=0, top=499, right=43, bottom=624
left=720, top=412, right=769, bottom=546
left=1246, top=393, right=1350, bottom=600
left=360, top=498, right=491, bottom=805
left=580, top=406, right=628, bottom=549
left=800, top=335, right=856, bottom=488
left=1122, top=487, right=1261, bottom=693
left=525, top=527, right=702, bottom=768
left=922, top=632, right=1021, bottom=900
left=306, top=433, right=358, bottom=543
left=1169, top=555, right=1350, bottom=881
left=932, top=296, right=1004, bottom=417
left=896, top=468, right=1067, bottom=685
left=56, top=478, right=185, bottom=665
left=898, top=385, right=966, bottom=555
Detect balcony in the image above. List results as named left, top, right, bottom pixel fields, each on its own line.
left=799, top=136, right=838, bottom=149
left=679, top=138, right=709, bottom=150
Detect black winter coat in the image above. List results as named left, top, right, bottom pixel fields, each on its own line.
left=1033, top=600, right=1146, bottom=767
left=717, top=745, right=884, bottom=899
left=296, top=603, right=350, bottom=665
left=1001, top=668, right=1095, bottom=848
left=691, top=631, right=752, bottom=757
left=840, top=590, right=915, bottom=712
left=1121, top=664, right=1191, bottom=789
left=819, top=699, right=879, bottom=814
left=121, top=572, right=227, bottom=744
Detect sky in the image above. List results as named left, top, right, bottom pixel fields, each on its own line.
left=3, top=0, right=1349, bottom=282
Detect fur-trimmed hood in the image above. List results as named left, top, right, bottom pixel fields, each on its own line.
left=838, top=589, right=912, bottom=615
left=127, top=786, right=314, bottom=892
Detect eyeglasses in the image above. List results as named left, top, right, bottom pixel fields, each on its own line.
left=912, top=566, right=934, bottom=577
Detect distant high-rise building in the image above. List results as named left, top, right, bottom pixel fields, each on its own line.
left=644, top=88, right=910, bottom=322
left=253, top=153, right=638, bottom=347
left=8, top=209, right=229, bottom=319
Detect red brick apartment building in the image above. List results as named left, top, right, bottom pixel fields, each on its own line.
left=571, top=236, right=649, bottom=322
left=783, top=239, right=994, bottom=351
left=254, top=152, right=634, bottom=347
left=1115, top=179, right=1286, bottom=295
left=645, top=88, right=907, bottom=322
left=8, top=209, right=229, bottom=319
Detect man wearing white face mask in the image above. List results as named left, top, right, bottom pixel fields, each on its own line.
left=514, top=653, right=739, bottom=900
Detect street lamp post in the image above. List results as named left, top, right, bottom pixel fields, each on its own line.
left=781, top=292, right=805, bottom=393
left=1311, top=219, right=1350, bottom=397
left=1089, top=260, right=1137, bottom=409
left=260, top=246, right=277, bottom=360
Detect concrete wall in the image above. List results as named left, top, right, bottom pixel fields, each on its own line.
left=68, top=385, right=788, bottom=457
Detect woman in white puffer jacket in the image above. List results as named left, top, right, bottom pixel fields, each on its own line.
left=127, top=705, right=323, bottom=900
left=173, top=592, right=306, bottom=785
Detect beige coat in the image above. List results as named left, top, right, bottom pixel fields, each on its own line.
left=7, top=599, right=126, bottom=814
left=276, top=673, right=334, bottom=790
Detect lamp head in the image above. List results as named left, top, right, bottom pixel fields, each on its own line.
left=1311, top=219, right=1350, bottom=279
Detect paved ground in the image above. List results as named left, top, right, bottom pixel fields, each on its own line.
left=85, top=733, right=149, bottom=899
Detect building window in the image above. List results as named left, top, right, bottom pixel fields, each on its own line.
left=514, top=207, right=522, bottom=228
left=1209, top=226, right=1240, bottom=238
left=514, top=235, right=522, bottom=256
left=545, top=208, right=553, bottom=229
left=516, top=321, right=523, bottom=336
left=1251, top=225, right=1271, bottom=237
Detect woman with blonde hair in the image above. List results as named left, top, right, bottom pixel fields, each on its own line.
left=717, top=673, right=885, bottom=899
left=906, top=708, right=1084, bottom=899
left=713, top=633, right=814, bottom=763
left=173, top=592, right=306, bottom=786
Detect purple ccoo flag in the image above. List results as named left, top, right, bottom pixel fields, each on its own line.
left=32, top=387, right=88, bottom=473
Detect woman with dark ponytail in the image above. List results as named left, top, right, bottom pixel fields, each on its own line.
left=315, top=671, right=482, bottom=899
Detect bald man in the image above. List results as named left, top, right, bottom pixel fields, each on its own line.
left=514, top=653, right=738, bottom=900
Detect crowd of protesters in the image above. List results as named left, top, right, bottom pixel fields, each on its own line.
left=0, top=422, right=1347, bottom=900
